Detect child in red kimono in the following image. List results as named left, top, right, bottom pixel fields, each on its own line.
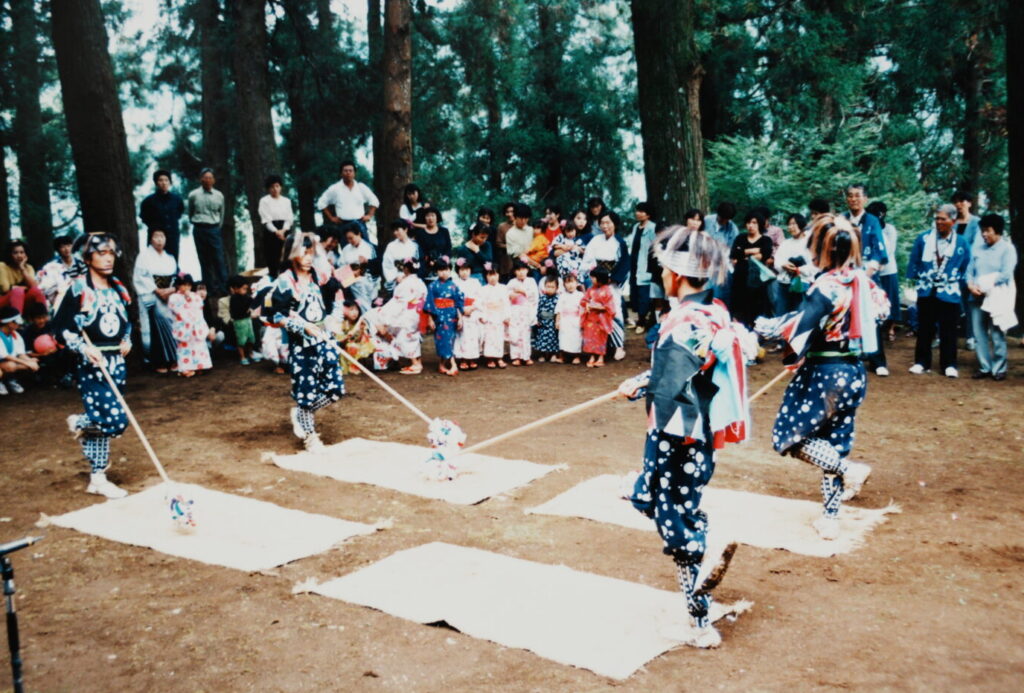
left=581, top=266, right=615, bottom=367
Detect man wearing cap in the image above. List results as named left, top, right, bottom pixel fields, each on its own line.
left=188, top=168, right=228, bottom=296
left=0, top=307, right=40, bottom=395
left=52, top=233, right=133, bottom=498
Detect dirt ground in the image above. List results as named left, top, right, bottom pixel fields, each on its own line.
left=2, top=333, right=1023, bottom=692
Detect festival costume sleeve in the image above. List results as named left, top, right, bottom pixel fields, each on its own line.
left=52, top=280, right=85, bottom=353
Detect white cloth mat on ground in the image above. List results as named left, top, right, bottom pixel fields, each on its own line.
left=308, top=542, right=750, bottom=680
left=47, top=482, right=377, bottom=571
left=528, top=474, right=899, bottom=557
left=272, top=438, right=562, bottom=505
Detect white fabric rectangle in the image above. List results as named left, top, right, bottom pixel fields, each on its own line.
left=310, top=542, right=748, bottom=680
left=49, top=482, right=377, bottom=572
left=273, top=438, right=562, bottom=505
left=528, top=474, right=899, bottom=557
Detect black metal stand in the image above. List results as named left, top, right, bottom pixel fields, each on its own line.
left=2, top=555, right=24, bottom=693
left=1, top=536, right=42, bottom=693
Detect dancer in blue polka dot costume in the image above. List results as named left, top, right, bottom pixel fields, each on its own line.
left=268, top=232, right=345, bottom=452
left=53, top=233, right=133, bottom=499
left=755, top=216, right=889, bottom=541
left=618, top=226, right=750, bottom=649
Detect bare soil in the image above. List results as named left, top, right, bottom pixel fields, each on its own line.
left=2, top=334, right=1023, bottom=692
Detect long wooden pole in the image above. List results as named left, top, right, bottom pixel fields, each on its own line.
left=335, top=344, right=433, bottom=426
left=80, top=333, right=171, bottom=484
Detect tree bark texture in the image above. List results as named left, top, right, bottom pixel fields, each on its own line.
left=1007, top=0, right=1024, bottom=320
left=0, top=132, right=11, bottom=243
left=378, top=0, right=412, bottom=248
left=368, top=0, right=385, bottom=198
left=232, top=0, right=281, bottom=267
left=630, top=0, right=708, bottom=221
left=50, top=0, right=139, bottom=288
left=198, top=0, right=237, bottom=268
left=11, top=0, right=52, bottom=264
left=534, top=1, right=563, bottom=204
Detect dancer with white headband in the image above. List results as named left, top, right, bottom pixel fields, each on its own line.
left=617, top=226, right=750, bottom=649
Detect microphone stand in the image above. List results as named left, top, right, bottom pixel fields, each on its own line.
left=2, top=536, right=43, bottom=693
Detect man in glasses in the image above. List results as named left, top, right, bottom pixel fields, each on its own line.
left=906, top=204, right=972, bottom=378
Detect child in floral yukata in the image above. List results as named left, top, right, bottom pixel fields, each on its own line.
left=617, top=226, right=749, bottom=649
left=581, top=267, right=616, bottom=367
left=506, top=260, right=538, bottom=366
left=555, top=272, right=585, bottom=363
left=376, top=259, right=427, bottom=374
left=423, top=258, right=464, bottom=376
left=168, top=274, right=212, bottom=377
left=54, top=233, right=133, bottom=499
left=269, top=232, right=345, bottom=451
left=453, top=259, right=483, bottom=369
left=755, top=216, right=888, bottom=540
left=477, top=264, right=510, bottom=368
left=329, top=300, right=375, bottom=375
left=532, top=274, right=560, bottom=361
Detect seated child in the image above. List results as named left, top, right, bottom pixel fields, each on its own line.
left=330, top=300, right=375, bottom=375
left=0, top=307, right=39, bottom=394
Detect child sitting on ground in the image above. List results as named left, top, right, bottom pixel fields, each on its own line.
left=0, top=307, right=39, bottom=394
left=555, top=272, right=585, bottom=364
left=330, top=300, right=375, bottom=375
left=533, top=273, right=560, bottom=362
left=169, top=274, right=213, bottom=377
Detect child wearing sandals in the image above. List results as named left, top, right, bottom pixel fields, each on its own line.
left=507, top=259, right=538, bottom=366
left=453, top=258, right=483, bottom=370
left=581, top=266, right=615, bottom=367
left=533, top=274, right=560, bottom=362
left=477, top=264, right=510, bottom=369
left=555, top=272, right=585, bottom=364
left=423, top=258, right=464, bottom=376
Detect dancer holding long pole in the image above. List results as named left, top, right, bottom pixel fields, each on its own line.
left=53, top=233, right=134, bottom=499
left=615, top=226, right=751, bottom=649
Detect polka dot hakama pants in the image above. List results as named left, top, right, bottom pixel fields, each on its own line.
left=631, top=430, right=716, bottom=626
left=772, top=360, right=867, bottom=518
left=73, top=353, right=129, bottom=473
left=290, top=340, right=345, bottom=433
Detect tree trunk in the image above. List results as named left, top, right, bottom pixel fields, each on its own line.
left=534, top=2, right=563, bottom=204
left=198, top=0, right=237, bottom=269
left=960, top=35, right=984, bottom=196
left=630, top=0, right=707, bottom=221
left=368, top=0, right=385, bottom=199
left=1007, top=0, right=1024, bottom=321
left=51, top=0, right=139, bottom=289
left=0, top=131, right=11, bottom=243
left=11, top=0, right=52, bottom=265
left=378, top=0, right=412, bottom=248
left=232, top=0, right=281, bottom=268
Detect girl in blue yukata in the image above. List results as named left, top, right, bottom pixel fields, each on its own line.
left=423, top=257, right=464, bottom=376
left=54, top=233, right=133, bottom=499
left=754, top=215, right=888, bottom=540
left=617, top=225, right=751, bottom=649
left=268, top=232, right=345, bottom=452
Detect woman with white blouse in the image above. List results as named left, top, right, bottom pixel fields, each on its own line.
left=258, top=175, right=295, bottom=275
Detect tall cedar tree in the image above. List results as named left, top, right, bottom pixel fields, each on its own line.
left=1008, top=0, right=1024, bottom=319
left=378, top=0, right=413, bottom=247
left=198, top=0, right=237, bottom=271
left=11, top=0, right=51, bottom=264
left=50, top=0, right=139, bottom=289
left=232, top=0, right=280, bottom=268
left=631, top=0, right=708, bottom=218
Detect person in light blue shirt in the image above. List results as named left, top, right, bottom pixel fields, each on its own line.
left=965, top=213, right=1017, bottom=380
left=704, top=201, right=738, bottom=304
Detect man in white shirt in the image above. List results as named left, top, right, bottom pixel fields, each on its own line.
left=258, top=175, right=295, bottom=275
left=36, top=234, right=77, bottom=308
left=504, top=203, right=534, bottom=265
left=317, top=160, right=379, bottom=242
